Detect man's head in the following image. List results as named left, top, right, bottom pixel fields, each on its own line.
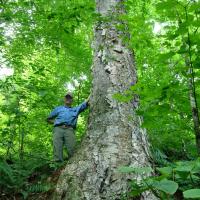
left=64, top=92, right=73, bottom=107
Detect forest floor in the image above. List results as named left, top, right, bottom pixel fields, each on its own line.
left=27, top=165, right=62, bottom=200
left=0, top=162, right=65, bottom=200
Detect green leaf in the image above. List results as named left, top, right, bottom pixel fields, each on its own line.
left=129, top=180, right=149, bottom=197
left=183, top=189, right=200, bottom=199
left=175, top=165, right=193, bottom=172
left=118, top=166, right=153, bottom=174
left=191, top=160, right=200, bottom=174
left=152, top=179, right=178, bottom=195
left=156, top=0, right=176, bottom=11
left=157, top=166, right=173, bottom=176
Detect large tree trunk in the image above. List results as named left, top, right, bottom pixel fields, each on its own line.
left=52, top=1, right=154, bottom=199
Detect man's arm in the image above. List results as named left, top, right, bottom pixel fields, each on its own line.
left=76, top=95, right=90, bottom=114
left=46, top=107, right=59, bottom=124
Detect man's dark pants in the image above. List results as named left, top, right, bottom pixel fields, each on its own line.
left=53, top=126, right=75, bottom=162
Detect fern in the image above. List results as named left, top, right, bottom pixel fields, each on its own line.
left=26, top=183, right=52, bottom=193
left=0, top=160, right=15, bottom=187
left=151, top=147, right=169, bottom=166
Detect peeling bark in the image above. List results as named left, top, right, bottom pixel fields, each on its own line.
left=52, top=1, right=155, bottom=199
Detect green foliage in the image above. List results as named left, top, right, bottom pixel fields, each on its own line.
left=119, top=158, right=200, bottom=199
left=0, top=158, right=58, bottom=199
left=0, top=159, right=15, bottom=188
left=152, top=179, right=178, bottom=195
left=26, top=183, right=52, bottom=193
left=183, top=189, right=200, bottom=199
left=0, top=0, right=200, bottom=198
left=151, top=147, right=170, bottom=165
left=1, top=0, right=94, bottom=197
left=120, top=0, right=200, bottom=159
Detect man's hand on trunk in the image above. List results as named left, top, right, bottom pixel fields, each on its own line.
left=47, top=118, right=54, bottom=124
left=86, top=94, right=91, bottom=105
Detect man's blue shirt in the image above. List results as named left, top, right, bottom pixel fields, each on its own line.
left=47, top=101, right=88, bottom=128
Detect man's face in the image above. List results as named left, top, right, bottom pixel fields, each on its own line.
left=64, top=96, right=73, bottom=106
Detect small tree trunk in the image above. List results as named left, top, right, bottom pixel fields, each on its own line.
left=184, top=9, right=200, bottom=154
left=186, top=59, right=200, bottom=155
left=52, top=1, right=155, bottom=199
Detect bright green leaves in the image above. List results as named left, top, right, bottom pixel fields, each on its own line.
left=0, top=0, right=93, bottom=170
left=118, top=158, right=200, bottom=198
left=157, top=159, right=200, bottom=182
left=0, top=2, right=92, bottom=197
left=183, top=189, right=200, bottom=199
left=156, top=0, right=177, bottom=20
left=118, top=166, right=179, bottom=197
left=118, top=166, right=178, bottom=196
left=157, top=166, right=173, bottom=177
left=122, top=0, right=200, bottom=158
left=152, top=179, right=178, bottom=195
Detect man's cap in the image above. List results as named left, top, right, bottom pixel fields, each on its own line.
left=65, top=92, right=73, bottom=98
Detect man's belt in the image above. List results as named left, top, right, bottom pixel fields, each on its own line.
left=55, top=124, right=73, bottom=129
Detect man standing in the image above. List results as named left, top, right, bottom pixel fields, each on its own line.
left=47, top=93, right=90, bottom=162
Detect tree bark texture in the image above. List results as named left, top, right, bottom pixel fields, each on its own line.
left=52, top=1, right=155, bottom=199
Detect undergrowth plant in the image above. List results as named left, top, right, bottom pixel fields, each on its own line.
left=119, top=158, right=200, bottom=199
